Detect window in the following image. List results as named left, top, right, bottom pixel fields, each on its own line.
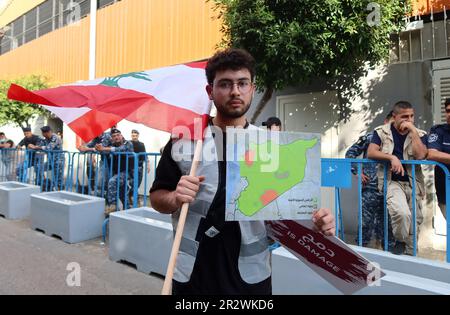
left=98, top=0, right=116, bottom=9
left=39, top=0, right=54, bottom=22
left=390, top=19, right=450, bottom=63
left=0, top=27, right=12, bottom=54
left=25, top=8, right=38, bottom=31
left=399, top=32, right=410, bottom=62
left=411, top=30, right=422, bottom=61
left=434, top=20, right=447, bottom=58
left=0, top=0, right=121, bottom=56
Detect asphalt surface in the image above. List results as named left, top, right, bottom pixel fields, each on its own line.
left=0, top=217, right=164, bottom=295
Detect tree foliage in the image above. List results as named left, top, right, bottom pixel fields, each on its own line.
left=212, top=0, right=408, bottom=122
left=0, top=75, right=51, bottom=128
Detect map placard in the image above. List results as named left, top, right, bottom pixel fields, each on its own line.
left=225, top=129, right=321, bottom=221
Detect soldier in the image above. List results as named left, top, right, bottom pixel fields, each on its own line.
left=29, top=126, right=65, bottom=190
left=96, top=128, right=134, bottom=214
left=345, top=111, right=395, bottom=250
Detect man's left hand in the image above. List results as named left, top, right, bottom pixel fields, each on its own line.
left=312, top=208, right=335, bottom=236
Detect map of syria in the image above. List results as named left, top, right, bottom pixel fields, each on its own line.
left=237, top=138, right=318, bottom=217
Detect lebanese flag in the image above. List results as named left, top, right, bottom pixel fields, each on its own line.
left=8, top=61, right=211, bottom=142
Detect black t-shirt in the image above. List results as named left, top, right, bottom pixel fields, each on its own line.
left=18, top=135, right=41, bottom=148
left=150, top=126, right=271, bottom=295
left=372, top=125, right=427, bottom=182
left=18, top=134, right=42, bottom=162
left=131, top=140, right=146, bottom=167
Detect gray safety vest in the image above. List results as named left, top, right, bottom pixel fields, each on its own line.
left=170, top=124, right=272, bottom=284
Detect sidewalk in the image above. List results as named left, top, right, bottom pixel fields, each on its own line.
left=0, top=217, right=163, bottom=295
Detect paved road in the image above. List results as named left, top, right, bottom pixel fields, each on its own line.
left=0, top=217, right=164, bottom=295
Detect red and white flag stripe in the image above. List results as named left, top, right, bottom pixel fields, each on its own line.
left=8, top=61, right=211, bottom=142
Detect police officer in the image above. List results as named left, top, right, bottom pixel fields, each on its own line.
left=345, top=111, right=395, bottom=249
left=96, top=128, right=134, bottom=214
left=427, top=98, right=450, bottom=220
left=29, top=126, right=65, bottom=190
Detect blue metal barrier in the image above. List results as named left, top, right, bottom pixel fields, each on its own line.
left=136, top=152, right=160, bottom=208
left=5, top=148, right=69, bottom=192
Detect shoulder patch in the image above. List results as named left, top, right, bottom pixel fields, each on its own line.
left=428, top=133, right=439, bottom=143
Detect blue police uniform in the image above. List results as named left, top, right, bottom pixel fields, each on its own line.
left=428, top=124, right=450, bottom=208
left=345, top=132, right=395, bottom=247
left=37, top=134, right=65, bottom=190
left=106, top=140, right=134, bottom=208
left=85, top=132, right=113, bottom=196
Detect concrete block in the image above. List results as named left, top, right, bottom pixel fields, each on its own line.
left=109, top=207, right=173, bottom=276
left=0, top=182, right=41, bottom=220
left=30, top=191, right=105, bottom=243
left=272, top=246, right=450, bottom=295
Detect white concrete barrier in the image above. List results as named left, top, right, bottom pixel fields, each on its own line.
left=272, top=246, right=450, bottom=295
left=30, top=191, right=105, bottom=243
left=0, top=182, right=41, bottom=220
left=109, top=207, right=173, bottom=276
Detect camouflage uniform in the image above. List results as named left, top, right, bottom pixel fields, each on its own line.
left=106, top=140, right=134, bottom=208
left=37, top=134, right=65, bottom=190
left=85, top=132, right=113, bottom=196
left=345, top=132, right=394, bottom=247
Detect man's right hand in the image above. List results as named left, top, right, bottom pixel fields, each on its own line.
left=390, top=156, right=404, bottom=176
left=173, top=175, right=205, bottom=207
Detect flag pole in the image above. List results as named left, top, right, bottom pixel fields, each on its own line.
left=161, top=138, right=204, bottom=295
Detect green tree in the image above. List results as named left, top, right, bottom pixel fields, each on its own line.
left=212, top=0, right=408, bottom=123
left=0, top=75, right=51, bottom=128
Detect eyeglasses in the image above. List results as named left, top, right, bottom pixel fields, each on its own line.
left=215, top=80, right=253, bottom=94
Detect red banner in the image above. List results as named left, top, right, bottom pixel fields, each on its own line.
left=267, top=220, right=385, bottom=294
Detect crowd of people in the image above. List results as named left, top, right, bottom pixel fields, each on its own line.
left=77, top=127, right=150, bottom=214
left=0, top=125, right=151, bottom=213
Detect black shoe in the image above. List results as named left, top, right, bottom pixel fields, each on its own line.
left=391, top=241, right=406, bottom=255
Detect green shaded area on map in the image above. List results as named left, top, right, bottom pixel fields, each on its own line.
left=237, top=138, right=318, bottom=217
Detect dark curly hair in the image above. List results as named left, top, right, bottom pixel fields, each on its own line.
left=205, top=48, right=255, bottom=85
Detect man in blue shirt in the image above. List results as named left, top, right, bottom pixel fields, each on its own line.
left=427, top=98, right=450, bottom=220
left=368, top=101, right=428, bottom=255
